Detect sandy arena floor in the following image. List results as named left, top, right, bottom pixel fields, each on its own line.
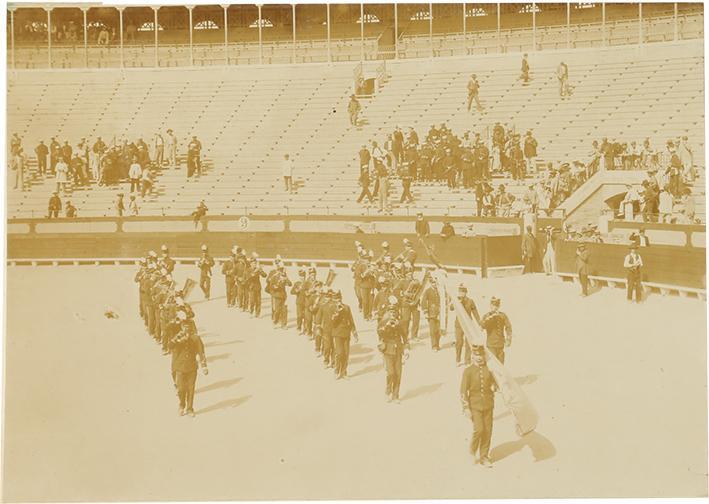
left=3, top=265, right=707, bottom=501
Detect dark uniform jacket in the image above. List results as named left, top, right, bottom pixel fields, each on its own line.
left=451, top=296, right=481, bottom=329
left=460, top=362, right=496, bottom=412
left=481, top=310, right=512, bottom=349
left=421, top=286, right=441, bottom=318
left=332, top=304, right=356, bottom=339
left=170, top=321, right=206, bottom=373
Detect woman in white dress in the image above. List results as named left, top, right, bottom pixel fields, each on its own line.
left=55, top=159, right=69, bottom=194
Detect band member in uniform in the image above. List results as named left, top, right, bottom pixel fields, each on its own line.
left=291, top=269, right=308, bottom=334
left=377, top=298, right=409, bottom=403
left=303, top=280, right=321, bottom=338
left=460, top=345, right=497, bottom=467
left=480, top=297, right=512, bottom=363
left=450, top=284, right=481, bottom=366
left=197, top=244, right=214, bottom=299
left=169, top=311, right=208, bottom=417
left=360, top=260, right=377, bottom=321
left=351, top=249, right=368, bottom=312
left=332, top=291, right=358, bottom=379
left=400, top=238, right=417, bottom=266
left=421, top=276, right=442, bottom=351
left=399, top=268, right=421, bottom=341
left=312, top=285, right=330, bottom=353
left=247, top=255, right=267, bottom=317
left=159, top=244, right=176, bottom=274
left=134, top=257, right=148, bottom=318
left=270, top=264, right=292, bottom=329
left=222, top=246, right=238, bottom=307
left=236, top=248, right=249, bottom=311
left=373, top=276, right=395, bottom=322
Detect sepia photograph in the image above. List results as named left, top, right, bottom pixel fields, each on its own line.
left=2, top=0, right=708, bottom=501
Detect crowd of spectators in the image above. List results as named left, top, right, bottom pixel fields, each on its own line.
left=9, top=129, right=200, bottom=218
left=354, top=121, right=588, bottom=217
left=609, top=136, right=699, bottom=224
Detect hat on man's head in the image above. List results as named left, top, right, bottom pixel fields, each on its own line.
left=201, top=244, right=208, bottom=251
left=458, top=283, right=468, bottom=293
left=472, top=345, right=486, bottom=357
left=490, top=296, right=501, bottom=306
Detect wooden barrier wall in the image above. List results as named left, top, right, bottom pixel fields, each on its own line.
left=555, top=241, right=706, bottom=290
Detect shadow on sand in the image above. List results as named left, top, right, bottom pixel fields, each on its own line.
left=196, top=395, right=252, bottom=415
left=490, top=431, right=556, bottom=463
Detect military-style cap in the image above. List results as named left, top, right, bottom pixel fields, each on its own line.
left=472, top=345, right=485, bottom=356
left=490, top=296, right=501, bottom=306
left=201, top=244, right=208, bottom=251
left=458, top=283, right=467, bottom=292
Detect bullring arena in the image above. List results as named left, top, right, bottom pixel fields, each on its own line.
left=3, top=2, right=708, bottom=501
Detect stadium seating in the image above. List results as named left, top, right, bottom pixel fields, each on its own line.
left=7, top=39, right=704, bottom=220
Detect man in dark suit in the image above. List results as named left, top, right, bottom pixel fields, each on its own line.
left=332, top=291, right=358, bottom=379
left=421, top=277, right=442, bottom=351
left=415, top=212, right=430, bottom=238
left=197, top=244, right=214, bottom=299
left=624, top=245, right=644, bottom=303
left=35, top=140, right=49, bottom=176
left=521, top=225, right=536, bottom=274
left=460, top=345, right=497, bottom=467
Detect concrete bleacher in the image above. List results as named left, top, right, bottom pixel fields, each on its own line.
left=7, top=39, right=704, bottom=219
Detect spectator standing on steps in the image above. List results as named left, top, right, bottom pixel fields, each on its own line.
left=520, top=53, right=530, bottom=84
left=282, top=153, right=293, bottom=193
left=128, top=157, right=142, bottom=193
left=557, top=61, right=569, bottom=99
left=48, top=192, right=62, bottom=218
left=348, top=94, right=361, bottom=126
left=35, top=140, right=49, bottom=176
left=166, top=129, right=177, bottom=167
left=466, top=74, right=483, bottom=113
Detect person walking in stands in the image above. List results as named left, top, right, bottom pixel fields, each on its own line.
left=520, top=53, right=530, bottom=84
left=282, top=153, right=293, bottom=193
left=55, top=157, right=69, bottom=194
left=11, top=149, right=25, bottom=191
left=128, top=157, right=142, bottom=193
left=166, top=129, right=177, bottom=167
left=376, top=158, right=389, bottom=213
left=154, top=132, right=165, bottom=167
left=115, top=193, right=125, bottom=217
left=399, top=166, right=414, bottom=204
left=557, top=61, right=569, bottom=98
left=50, top=137, right=61, bottom=174
left=415, top=212, right=430, bottom=238
left=480, top=297, right=512, bottom=364
left=356, top=164, right=374, bottom=204
left=521, top=225, right=536, bottom=274
left=575, top=243, right=591, bottom=297
left=460, top=345, right=497, bottom=468
left=359, top=144, right=371, bottom=172
left=61, top=140, right=72, bottom=163
left=466, top=73, right=483, bottom=113
left=35, top=140, right=49, bottom=176
left=187, top=136, right=202, bottom=178
left=65, top=200, right=77, bottom=218
left=192, top=200, right=208, bottom=229
left=348, top=94, right=361, bottom=126
left=524, top=130, right=538, bottom=174
left=197, top=244, right=215, bottom=299
left=128, top=195, right=139, bottom=216
left=624, top=244, right=643, bottom=303
left=48, top=192, right=62, bottom=218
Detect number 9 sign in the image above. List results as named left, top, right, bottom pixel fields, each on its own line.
left=238, top=216, right=250, bottom=231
